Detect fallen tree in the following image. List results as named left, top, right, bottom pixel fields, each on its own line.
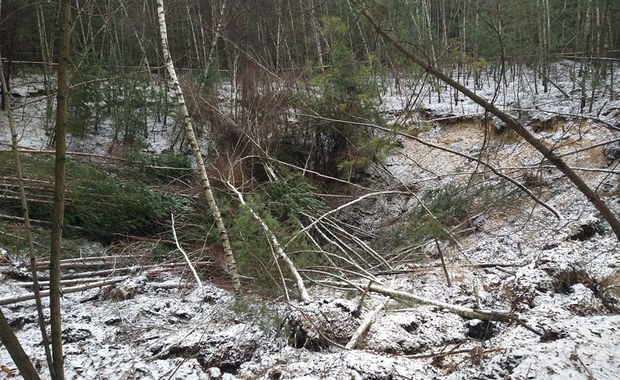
left=321, top=280, right=545, bottom=336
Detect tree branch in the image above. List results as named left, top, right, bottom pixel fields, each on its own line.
left=171, top=213, right=203, bottom=287
left=226, top=181, right=311, bottom=302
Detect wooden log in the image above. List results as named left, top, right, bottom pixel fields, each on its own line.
left=0, top=278, right=126, bottom=306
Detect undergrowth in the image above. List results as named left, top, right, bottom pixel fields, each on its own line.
left=228, top=171, right=326, bottom=296
left=0, top=152, right=330, bottom=297
left=379, top=178, right=519, bottom=252
left=0, top=151, right=190, bottom=244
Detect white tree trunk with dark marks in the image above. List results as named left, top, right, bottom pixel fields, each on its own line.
left=155, top=0, right=241, bottom=295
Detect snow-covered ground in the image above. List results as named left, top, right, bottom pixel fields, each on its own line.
left=1, top=61, right=620, bottom=379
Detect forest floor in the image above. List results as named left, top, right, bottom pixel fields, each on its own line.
left=1, top=63, right=620, bottom=379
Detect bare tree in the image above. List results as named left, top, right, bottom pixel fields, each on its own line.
left=0, top=4, right=44, bottom=377
left=0, top=44, right=54, bottom=380
left=49, top=0, right=72, bottom=378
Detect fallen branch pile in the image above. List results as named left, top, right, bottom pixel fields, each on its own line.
left=0, top=255, right=211, bottom=306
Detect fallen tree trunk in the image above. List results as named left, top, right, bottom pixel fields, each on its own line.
left=0, top=278, right=125, bottom=306
left=321, top=280, right=542, bottom=335
left=33, top=261, right=214, bottom=281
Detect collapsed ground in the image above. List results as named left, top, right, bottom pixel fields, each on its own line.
left=1, top=63, right=620, bottom=379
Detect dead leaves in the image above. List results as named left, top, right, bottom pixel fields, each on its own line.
left=0, top=365, right=14, bottom=378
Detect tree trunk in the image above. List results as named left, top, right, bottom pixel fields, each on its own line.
left=0, top=41, right=54, bottom=379
left=0, top=309, right=41, bottom=380
left=36, top=3, right=54, bottom=134
left=0, top=4, right=43, bottom=377
left=155, top=0, right=241, bottom=295
left=204, top=0, right=227, bottom=80
left=353, top=0, right=620, bottom=241
left=49, top=0, right=72, bottom=378
left=308, top=0, right=325, bottom=70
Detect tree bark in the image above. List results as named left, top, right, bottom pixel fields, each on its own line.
left=203, top=0, right=227, bottom=79
left=49, top=0, right=72, bottom=378
left=0, top=309, right=41, bottom=380
left=155, top=0, right=241, bottom=295
left=0, top=4, right=43, bottom=376
left=353, top=0, right=620, bottom=240
left=0, top=40, right=54, bottom=379
left=308, top=0, right=325, bottom=70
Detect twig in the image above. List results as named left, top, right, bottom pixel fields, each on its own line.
left=311, top=216, right=389, bottom=271
left=435, top=238, right=452, bottom=287
left=321, top=216, right=392, bottom=269
left=286, top=190, right=411, bottom=248
left=305, top=218, right=379, bottom=280
left=570, top=345, right=595, bottom=380
left=171, top=213, right=203, bottom=287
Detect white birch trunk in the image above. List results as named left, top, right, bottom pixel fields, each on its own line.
left=204, top=0, right=227, bottom=79
left=308, top=0, right=325, bottom=70
left=155, top=0, right=241, bottom=295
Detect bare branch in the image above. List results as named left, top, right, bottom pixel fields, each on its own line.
left=300, top=112, right=562, bottom=220
left=171, top=213, right=203, bottom=287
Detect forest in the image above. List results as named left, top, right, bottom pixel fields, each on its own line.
left=1, top=0, right=620, bottom=379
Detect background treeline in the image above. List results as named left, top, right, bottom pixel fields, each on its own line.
left=2, top=0, right=618, bottom=74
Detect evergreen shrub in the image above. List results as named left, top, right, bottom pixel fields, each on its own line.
left=0, top=152, right=187, bottom=242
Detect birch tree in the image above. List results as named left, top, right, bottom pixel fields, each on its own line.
left=155, top=0, right=241, bottom=294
